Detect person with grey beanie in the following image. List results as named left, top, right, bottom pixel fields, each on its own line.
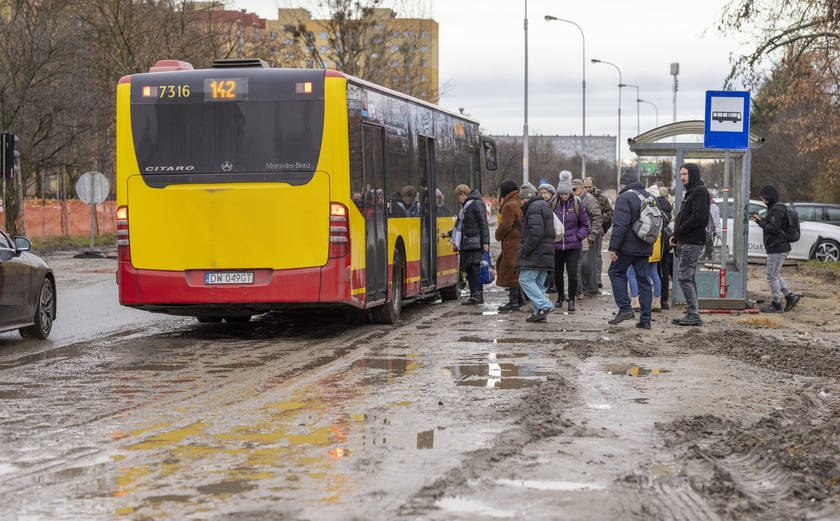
left=551, top=170, right=589, bottom=312
left=516, top=182, right=555, bottom=322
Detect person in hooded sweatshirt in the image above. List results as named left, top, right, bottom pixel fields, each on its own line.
left=669, top=163, right=710, bottom=326
left=752, top=184, right=800, bottom=313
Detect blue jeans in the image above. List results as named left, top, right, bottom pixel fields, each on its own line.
left=627, top=263, right=660, bottom=298
left=676, top=243, right=703, bottom=320
left=609, top=254, right=652, bottom=323
left=519, top=269, right=553, bottom=314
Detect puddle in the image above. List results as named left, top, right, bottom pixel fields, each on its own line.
left=450, top=353, right=548, bottom=389
left=601, top=363, right=670, bottom=377
left=436, top=497, right=516, bottom=518
left=195, top=479, right=258, bottom=495
left=495, top=478, right=607, bottom=491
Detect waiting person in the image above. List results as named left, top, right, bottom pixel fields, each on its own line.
left=752, top=184, right=800, bottom=312
left=435, top=188, right=452, bottom=216
left=606, top=168, right=653, bottom=329
left=516, top=182, right=555, bottom=322
left=538, top=182, right=556, bottom=204
left=583, top=177, right=613, bottom=289
left=551, top=172, right=589, bottom=313
left=670, top=163, right=710, bottom=326
left=388, top=191, right=407, bottom=217
left=652, top=185, right=674, bottom=309
left=401, top=185, right=420, bottom=216
left=573, top=178, right=603, bottom=297
left=703, top=195, right=721, bottom=259
left=495, top=180, right=524, bottom=312
left=452, top=184, right=490, bottom=305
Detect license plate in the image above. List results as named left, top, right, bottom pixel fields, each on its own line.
left=205, top=272, right=254, bottom=285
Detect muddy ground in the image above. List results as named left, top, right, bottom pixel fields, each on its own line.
left=410, top=261, right=840, bottom=520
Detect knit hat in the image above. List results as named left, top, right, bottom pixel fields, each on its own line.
left=619, top=167, right=639, bottom=186
left=647, top=184, right=661, bottom=198
left=571, top=178, right=584, bottom=189
left=555, top=170, right=573, bottom=194
left=538, top=182, right=556, bottom=194
left=499, top=180, right=519, bottom=198
left=519, top=182, right=537, bottom=200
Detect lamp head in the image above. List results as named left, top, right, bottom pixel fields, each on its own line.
left=590, top=58, right=600, bottom=64
left=544, top=15, right=557, bottom=21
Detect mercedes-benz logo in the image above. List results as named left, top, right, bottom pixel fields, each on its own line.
left=221, top=161, right=233, bottom=172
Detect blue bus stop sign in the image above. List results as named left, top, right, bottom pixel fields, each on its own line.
left=704, top=90, right=750, bottom=150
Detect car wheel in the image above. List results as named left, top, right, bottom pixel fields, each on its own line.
left=814, top=239, right=840, bottom=262
left=373, top=248, right=403, bottom=324
left=20, top=278, right=56, bottom=340
left=196, top=316, right=223, bottom=323
left=224, top=315, right=251, bottom=324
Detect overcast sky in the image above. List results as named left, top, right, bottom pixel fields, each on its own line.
left=234, top=0, right=751, bottom=161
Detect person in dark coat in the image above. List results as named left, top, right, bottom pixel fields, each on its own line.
left=606, top=168, right=654, bottom=328
left=654, top=186, right=674, bottom=309
left=670, top=162, right=710, bottom=326
left=516, top=182, right=556, bottom=322
left=453, top=184, right=490, bottom=305
left=495, top=180, right=524, bottom=311
left=752, top=184, right=800, bottom=313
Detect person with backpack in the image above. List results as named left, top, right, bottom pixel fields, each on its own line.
left=752, top=184, right=800, bottom=313
left=551, top=171, right=589, bottom=312
left=606, top=168, right=654, bottom=329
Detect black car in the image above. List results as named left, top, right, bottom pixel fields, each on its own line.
left=789, top=202, right=840, bottom=226
left=0, top=229, right=56, bottom=339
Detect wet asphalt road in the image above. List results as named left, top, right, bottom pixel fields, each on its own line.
left=1, top=251, right=609, bottom=520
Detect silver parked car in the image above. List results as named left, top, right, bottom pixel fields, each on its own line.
left=0, top=229, right=56, bottom=338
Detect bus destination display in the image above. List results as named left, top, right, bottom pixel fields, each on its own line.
left=138, top=78, right=249, bottom=102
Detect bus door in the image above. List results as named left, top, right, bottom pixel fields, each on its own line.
left=419, top=136, right=435, bottom=288
left=362, top=124, right=388, bottom=302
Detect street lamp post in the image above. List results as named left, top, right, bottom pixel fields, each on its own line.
left=619, top=83, right=640, bottom=137
left=591, top=58, right=622, bottom=191
left=523, top=0, right=529, bottom=184
left=638, top=98, right=659, bottom=127
left=544, top=15, right=586, bottom=179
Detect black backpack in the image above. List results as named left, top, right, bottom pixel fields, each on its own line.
left=784, top=204, right=801, bottom=243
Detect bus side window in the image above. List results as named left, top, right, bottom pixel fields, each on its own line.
left=481, top=138, right=498, bottom=171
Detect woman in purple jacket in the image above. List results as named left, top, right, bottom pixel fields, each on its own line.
left=551, top=171, right=589, bottom=312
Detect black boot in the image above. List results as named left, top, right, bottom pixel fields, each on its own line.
left=567, top=298, right=576, bottom=313
left=498, top=288, right=521, bottom=312
left=555, top=294, right=565, bottom=308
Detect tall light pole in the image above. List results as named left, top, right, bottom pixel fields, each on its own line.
left=592, top=58, right=622, bottom=191
left=638, top=98, right=659, bottom=127
left=523, top=0, right=529, bottom=184
left=545, top=15, right=586, bottom=179
left=619, top=83, right=640, bottom=137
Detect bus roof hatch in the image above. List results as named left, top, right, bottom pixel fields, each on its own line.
left=212, top=58, right=270, bottom=69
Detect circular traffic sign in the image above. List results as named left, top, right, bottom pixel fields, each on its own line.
left=75, top=171, right=110, bottom=204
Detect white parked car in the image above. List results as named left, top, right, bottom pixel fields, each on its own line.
left=716, top=199, right=840, bottom=262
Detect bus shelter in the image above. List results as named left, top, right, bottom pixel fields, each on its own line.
left=628, top=120, right=765, bottom=309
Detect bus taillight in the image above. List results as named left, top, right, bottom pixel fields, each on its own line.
left=329, top=203, right=349, bottom=258
left=116, top=205, right=130, bottom=261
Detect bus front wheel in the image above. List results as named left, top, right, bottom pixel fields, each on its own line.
left=373, top=249, right=403, bottom=325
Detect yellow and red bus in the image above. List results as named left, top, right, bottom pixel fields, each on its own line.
left=115, top=58, right=496, bottom=324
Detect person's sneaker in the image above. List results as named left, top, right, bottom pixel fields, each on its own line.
left=635, top=321, right=651, bottom=329
left=462, top=296, right=482, bottom=306
left=784, top=293, right=800, bottom=312
left=661, top=302, right=670, bottom=310
left=608, top=310, right=635, bottom=325
left=759, top=300, right=783, bottom=313
left=526, top=307, right=553, bottom=322
left=497, top=302, right=520, bottom=312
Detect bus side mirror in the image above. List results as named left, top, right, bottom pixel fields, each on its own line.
left=481, top=137, right=497, bottom=171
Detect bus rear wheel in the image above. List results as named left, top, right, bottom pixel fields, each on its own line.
left=373, top=249, right=403, bottom=324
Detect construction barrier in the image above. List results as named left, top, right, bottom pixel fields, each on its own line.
left=0, top=199, right=116, bottom=240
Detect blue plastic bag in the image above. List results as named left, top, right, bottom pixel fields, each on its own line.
left=480, top=250, right=494, bottom=284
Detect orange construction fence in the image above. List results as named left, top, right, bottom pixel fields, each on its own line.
left=0, top=199, right=116, bottom=240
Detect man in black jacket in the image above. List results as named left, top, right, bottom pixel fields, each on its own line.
left=606, top=168, right=654, bottom=329
left=670, top=163, right=710, bottom=326
left=752, top=184, right=800, bottom=312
